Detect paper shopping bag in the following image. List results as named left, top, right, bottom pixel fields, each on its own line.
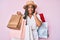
left=7, top=15, right=21, bottom=30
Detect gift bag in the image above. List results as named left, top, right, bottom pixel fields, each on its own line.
left=38, top=13, right=49, bottom=38
left=7, top=15, right=21, bottom=30
left=39, top=13, right=45, bottom=22
left=38, top=22, right=48, bottom=38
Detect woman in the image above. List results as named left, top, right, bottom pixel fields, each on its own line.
left=21, top=1, right=42, bottom=40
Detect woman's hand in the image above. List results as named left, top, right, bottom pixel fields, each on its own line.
left=33, top=11, right=37, bottom=16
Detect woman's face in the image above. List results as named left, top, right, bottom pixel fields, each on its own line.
left=28, top=5, right=34, bottom=15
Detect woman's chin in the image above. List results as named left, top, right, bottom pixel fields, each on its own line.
left=29, top=12, right=32, bottom=14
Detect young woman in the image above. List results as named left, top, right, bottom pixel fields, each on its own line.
left=21, top=1, right=42, bottom=40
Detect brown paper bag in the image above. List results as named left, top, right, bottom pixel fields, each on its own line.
left=7, top=15, right=21, bottom=30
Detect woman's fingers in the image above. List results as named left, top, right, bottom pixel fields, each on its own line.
left=33, top=11, right=37, bottom=16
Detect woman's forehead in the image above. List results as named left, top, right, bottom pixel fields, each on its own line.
left=28, top=5, right=33, bottom=7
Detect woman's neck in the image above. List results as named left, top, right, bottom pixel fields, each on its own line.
left=28, top=14, right=32, bottom=19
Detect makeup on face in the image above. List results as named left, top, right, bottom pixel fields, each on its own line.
left=28, top=5, right=34, bottom=14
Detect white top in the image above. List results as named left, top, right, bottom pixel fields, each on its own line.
left=27, top=14, right=41, bottom=30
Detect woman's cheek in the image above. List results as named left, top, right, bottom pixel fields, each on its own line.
left=28, top=9, right=33, bottom=13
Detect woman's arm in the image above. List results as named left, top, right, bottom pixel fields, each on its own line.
left=34, top=12, right=42, bottom=27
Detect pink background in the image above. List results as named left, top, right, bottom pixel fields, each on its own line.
left=0, top=0, right=60, bottom=40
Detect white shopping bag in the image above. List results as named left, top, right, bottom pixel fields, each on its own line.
left=38, top=22, right=49, bottom=38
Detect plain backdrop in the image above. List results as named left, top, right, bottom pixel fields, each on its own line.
left=0, top=0, right=60, bottom=40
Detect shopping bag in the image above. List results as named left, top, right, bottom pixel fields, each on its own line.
left=7, top=15, right=21, bottom=30
left=39, top=13, right=45, bottom=22
left=38, top=13, right=49, bottom=38
left=38, top=22, right=48, bottom=38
